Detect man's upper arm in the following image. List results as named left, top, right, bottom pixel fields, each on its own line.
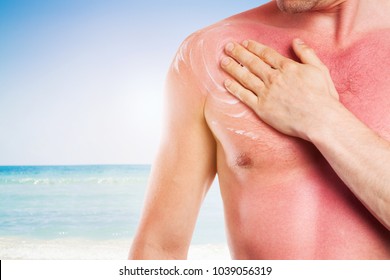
left=130, top=35, right=217, bottom=259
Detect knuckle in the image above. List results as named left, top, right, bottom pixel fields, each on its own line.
left=253, top=83, right=263, bottom=94
left=246, top=55, right=258, bottom=66
left=242, top=77, right=254, bottom=90
left=260, top=48, right=273, bottom=61
left=240, top=70, right=252, bottom=83
left=239, top=70, right=260, bottom=92
left=240, top=92, right=249, bottom=103
left=236, top=89, right=249, bottom=102
left=281, top=61, right=297, bottom=71
left=268, top=71, right=281, bottom=84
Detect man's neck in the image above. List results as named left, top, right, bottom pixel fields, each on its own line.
left=266, top=0, right=390, bottom=46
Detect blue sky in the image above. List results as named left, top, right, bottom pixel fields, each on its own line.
left=0, top=0, right=267, bottom=165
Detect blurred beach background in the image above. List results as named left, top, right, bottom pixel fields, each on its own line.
left=0, top=165, right=228, bottom=259
left=0, top=0, right=264, bottom=259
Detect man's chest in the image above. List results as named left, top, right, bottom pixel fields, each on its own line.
left=324, top=41, right=390, bottom=137
left=203, top=26, right=390, bottom=169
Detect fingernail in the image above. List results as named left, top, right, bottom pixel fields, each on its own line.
left=294, top=38, right=304, bottom=45
left=225, top=42, right=234, bottom=52
left=224, top=79, right=232, bottom=87
left=242, top=40, right=249, bottom=47
left=221, top=57, right=230, bottom=66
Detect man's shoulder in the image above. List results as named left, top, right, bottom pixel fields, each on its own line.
left=170, top=4, right=279, bottom=95
left=178, top=3, right=283, bottom=56
left=185, top=6, right=269, bottom=45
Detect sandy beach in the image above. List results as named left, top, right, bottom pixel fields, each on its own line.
left=0, top=237, right=230, bottom=260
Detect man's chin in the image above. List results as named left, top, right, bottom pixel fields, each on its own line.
left=276, top=0, right=318, bottom=14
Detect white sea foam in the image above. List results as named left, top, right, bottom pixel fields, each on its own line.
left=0, top=177, right=148, bottom=186
left=0, top=165, right=150, bottom=186
left=0, top=237, right=230, bottom=260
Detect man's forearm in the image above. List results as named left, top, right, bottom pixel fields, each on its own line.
left=309, top=103, right=390, bottom=230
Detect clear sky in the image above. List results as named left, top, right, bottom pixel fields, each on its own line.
left=0, top=0, right=267, bottom=165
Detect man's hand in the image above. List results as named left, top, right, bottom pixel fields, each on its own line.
left=221, top=38, right=340, bottom=141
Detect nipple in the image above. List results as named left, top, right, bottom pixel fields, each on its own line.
left=235, top=153, right=253, bottom=168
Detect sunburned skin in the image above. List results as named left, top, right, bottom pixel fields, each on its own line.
left=172, top=4, right=390, bottom=259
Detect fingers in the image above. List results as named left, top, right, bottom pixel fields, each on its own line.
left=243, top=40, right=293, bottom=70
left=224, top=79, right=258, bottom=109
left=292, top=38, right=325, bottom=67
left=224, top=42, right=272, bottom=81
left=221, top=56, right=265, bottom=95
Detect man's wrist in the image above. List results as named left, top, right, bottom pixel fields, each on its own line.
left=306, top=100, right=348, bottom=147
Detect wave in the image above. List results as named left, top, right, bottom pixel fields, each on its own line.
left=0, top=165, right=151, bottom=186
left=0, top=176, right=148, bottom=186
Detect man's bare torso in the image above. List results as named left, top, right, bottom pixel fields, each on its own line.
left=173, top=4, right=390, bottom=259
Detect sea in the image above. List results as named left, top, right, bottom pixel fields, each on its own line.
left=0, top=165, right=229, bottom=259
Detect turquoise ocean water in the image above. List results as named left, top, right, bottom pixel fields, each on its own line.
left=0, top=165, right=226, bottom=244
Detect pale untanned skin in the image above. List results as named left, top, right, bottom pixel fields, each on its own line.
left=130, top=0, right=390, bottom=260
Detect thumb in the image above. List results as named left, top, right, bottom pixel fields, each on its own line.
left=292, top=38, right=324, bottom=67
